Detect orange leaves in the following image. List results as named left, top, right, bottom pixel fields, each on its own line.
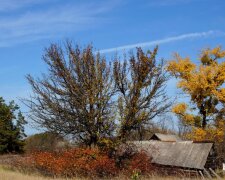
left=213, top=88, right=225, bottom=103
left=127, top=151, right=154, bottom=175
left=172, top=103, right=195, bottom=126
left=172, top=103, right=187, bottom=115
left=200, top=46, right=225, bottom=63
left=167, top=54, right=196, bottom=79
left=167, top=47, right=225, bottom=104
left=15, top=147, right=155, bottom=178
left=187, top=122, right=225, bottom=143
left=23, top=148, right=118, bottom=177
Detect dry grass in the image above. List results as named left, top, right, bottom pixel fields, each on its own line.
left=0, top=167, right=197, bottom=180
left=0, top=167, right=209, bottom=180
left=0, top=167, right=86, bottom=180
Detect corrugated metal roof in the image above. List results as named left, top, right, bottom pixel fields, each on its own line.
left=150, top=133, right=182, bottom=142
left=131, top=140, right=213, bottom=170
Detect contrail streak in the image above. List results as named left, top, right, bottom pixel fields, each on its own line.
left=99, top=30, right=222, bottom=54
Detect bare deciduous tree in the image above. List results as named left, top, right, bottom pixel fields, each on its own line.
left=113, top=47, right=171, bottom=141
left=26, top=43, right=115, bottom=146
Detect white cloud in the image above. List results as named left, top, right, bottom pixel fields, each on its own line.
left=0, top=0, right=49, bottom=12
left=99, top=31, right=224, bottom=54
left=0, top=1, right=117, bottom=47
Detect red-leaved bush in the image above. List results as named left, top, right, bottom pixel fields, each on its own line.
left=10, top=147, right=155, bottom=178
left=128, top=151, right=154, bottom=173
left=28, top=148, right=118, bottom=177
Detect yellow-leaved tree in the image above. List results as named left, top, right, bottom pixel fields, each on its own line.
left=167, top=47, right=225, bottom=142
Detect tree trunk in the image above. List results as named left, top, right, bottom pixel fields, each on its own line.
left=200, top=104, right=207, bottom=129
left=202, top=111, right=207, bottom=129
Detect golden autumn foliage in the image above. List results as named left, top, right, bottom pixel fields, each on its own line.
left=172, top=103, right=196, bottom=126
left=167, top=47, right=225, bottom=142
left=187, top=120, right=225, bottom=142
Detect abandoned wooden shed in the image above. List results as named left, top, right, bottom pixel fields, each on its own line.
left=129, top=133, right=217, bottom=172
left=132, top=140, right=215, bottom=170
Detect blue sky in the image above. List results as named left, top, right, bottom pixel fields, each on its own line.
left=0, top=0, right=225, bottom=134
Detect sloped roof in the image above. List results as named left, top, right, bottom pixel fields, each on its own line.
left=131, top=140, right=213, bottom=170
left=150, top=133, right=181, bottom=142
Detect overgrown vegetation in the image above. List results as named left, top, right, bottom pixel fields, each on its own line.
left=1, top=44, right=225, bottom=179
left=2, top=146, right=154, bottom=178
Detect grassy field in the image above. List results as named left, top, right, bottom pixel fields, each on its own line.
left=0, top=169, right=194, bottom=180
left=0, top=167, right=84, bottom=180
left=0, top=167, right=210, bottom=180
